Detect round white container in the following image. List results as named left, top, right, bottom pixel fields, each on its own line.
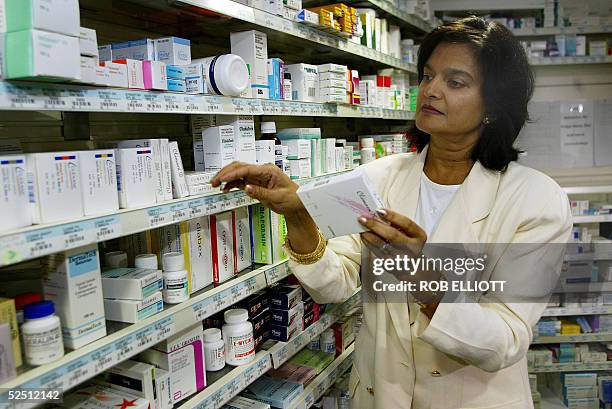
left=360, top=137, right=376, bottom=164
left=162, top=252, right=189, bottom=304
left=105, top=251, right=128, bottom=268
left=135, top=253, right=158, bottom=269
left=203, top=328, right=226, bottom=371
left=202, top=54, right=249, bottom=96
left=22, top=301, right=64, bottom=366
left=321, top=328, right=335, bottom=354
left=222, top=309, right=255, bottom=366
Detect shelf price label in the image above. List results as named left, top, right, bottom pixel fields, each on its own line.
left=114, top=334, right=136, bottom=362
left=188, top=197, right=206, bottom=218
left=69, top=89, right=93, bottom=110
left=3, top=83, right=44, bottom=109
left=147, top=205, right=171, bottom=227
left=97, top=90, right=127, bottom=111
left=154, top=316, right=175, bottom=342
left=304, top=392, right=315, bottom=408
left=24, top=227, right=62, bottom=259
left=193, top=296, right=214, bottom=321
left=170, top=202, right=189, bottom=222
left=42, top=88, right=68, bottom=110
left=272, top=345, right=290, bottom=367
left=126, top=92, right=146, bottom=112
left=62, top=221, right=93, bottom=249
left=204, top=199, right=221, bottom=214
left=92, top=215, right=122, bottom=241
left=135, top=325, right=155, bottom=349
left=90, top=344, right=115, bottom=374
left=65, top=356, right=92, bottom=389
left=204, top=96, right=223, bottom=113
left=184, top=95, right=203, bottom=112
left=162, top=94, right=181, bottom=112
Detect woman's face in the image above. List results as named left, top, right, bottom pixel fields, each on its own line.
left=415, top=42, right=485, bottom=140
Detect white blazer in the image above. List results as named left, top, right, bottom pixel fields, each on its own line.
left=290, top=147, right=572, bottom=409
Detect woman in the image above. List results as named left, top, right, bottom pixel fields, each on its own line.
left=212, top=17, right=572, bottom=409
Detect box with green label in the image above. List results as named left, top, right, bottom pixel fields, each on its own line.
left=5, top=0, right=80, bottom=36
left=250, top=204, right=287, bottom=264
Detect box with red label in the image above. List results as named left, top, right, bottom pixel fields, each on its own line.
left=252, top=308, right=271, bottom=336
left=332, top=316, right=356, bottom=356
left=210, top=211, right=235, bottom=285
left=238, top=291, right=269, bottom=319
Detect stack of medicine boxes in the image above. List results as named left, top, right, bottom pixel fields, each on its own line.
left=318, top=63, right=348, bottom=104
left=238, top=291, right=271, bottom=349
left=270, top=285, right=304, bottom=342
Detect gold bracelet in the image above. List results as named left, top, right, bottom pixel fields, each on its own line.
left=284, top=230, right=327, bottom=265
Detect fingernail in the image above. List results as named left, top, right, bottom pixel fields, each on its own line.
left=245, top=184, right=254, bottom=193
left=376, top=208, right=387, bottom=217
left=358, top=216, right=368, bottom=225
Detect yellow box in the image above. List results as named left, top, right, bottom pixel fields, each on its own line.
left=0, top=298, right=22, bottom=367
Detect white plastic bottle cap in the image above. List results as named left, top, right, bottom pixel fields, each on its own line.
left=105, top=251, right=128, bottom=268
left=224, top=308, right=249, bottom=324
left=135, top=254, right=158, bottom=269
left=203, top=328, right=222, bottom=342
left=162, top=252, right=185, bottom=272
left=209, top=54, right=249, bottom=96
left=261, top=121, right=276, bottom=134
left=361, top=138, right=374, bottom=148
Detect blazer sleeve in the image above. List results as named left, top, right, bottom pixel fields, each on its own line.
left=412, top=183, right=572, bottom=373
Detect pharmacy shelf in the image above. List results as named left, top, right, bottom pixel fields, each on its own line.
left=564, top=252, right=612, bottom=261
left=512, top=25, right=612, bottom=36
left=268, top=289, right=362, bottom=369
left=540, top=388, right=566, bottom=409
left=553, top=282, right=612, bottom=293
left=529, top=361, right=612, bottom=373
left=174, top=0, right=417, bottom=73
left=286, top=344, right=355, bottom=409
left=0, top=260, right=291, bottom=402
left=573, top=214, right=612, bottom=224
left=180, top=351, right=273, bottom=409
left=563, top=185, right=612, bottom=195
left=532, top=332, right=612, bottom=344
left=0, top=81, right=414, bottom=119
left=542, top=305, right=612, bottom=317
left=355, top=0, right=432, bottom=33
left=181, top=292, right=361, bottom=409
left=529, top=55, right=612, bottom=65
left=0, top=171, right=346, bottom=268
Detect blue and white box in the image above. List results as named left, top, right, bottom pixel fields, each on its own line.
left=154, top=37, right=191, bottom=65
left=129, top=38, right=156, bottom=61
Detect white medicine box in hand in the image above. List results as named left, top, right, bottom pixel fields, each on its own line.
left=297, top=169, right=384, bottom=239
left=26, top=151, right=84, bottom=224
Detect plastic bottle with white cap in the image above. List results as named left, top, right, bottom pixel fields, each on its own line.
left=222, top=308, right=254, bottom=366
left=135, top=253, right=159, bottom=270
left=203, top=328, right=226, bottom=371
left=161, top=252, right=189, bottom=304
left=105, top=251, right=128, bottom=268
left=197, top=54, right=249, bottom=96
left=360, top=137, right=376, bottom=165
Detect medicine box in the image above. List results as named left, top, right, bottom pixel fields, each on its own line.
left=277, top=128, right=321, bottom=140
left=114, top=139, right=165, bottom=203
left=320, top=87, right=347, bottom=96
left=6, top=29, right=80, bottom=81
left=230, top=30, right=269, bottom=99
left=562, top=373, right=598, bottom=387
left=143, top=60, right=168, bottom=91
left=563, top=386, right=598, bottom=399
left=168, top=141, right=189, bottom=198
left=252, top=309, right=271, bottom=336
left=104, top=61, right=129, bottom=88
left=226, top=396, right=271, bottom=409
left=155, top=368, right=173, bottom=409
left=101, top=267, right=163, bottom=300
left=270, top=285, right=302, bottom=310
left=297, top=168, right=384, bottom=239
left=233, top=206, right=253, bottom=273
left=0, top=323, right=16, bottom=383
left=219, top=116, right=257, bottom=164
left=98, top=44, right=112, bottom=61
left=63, top=385, right=149, bottom=409
left=184, top=216, right=214, bottom=293
left=317, top=63, right=347, bottom=74
left=5, top=0, right=80, bottom=37
left=110, top=41, right=131, bottom=60
left=154, top=37, right=191, bottom=66
left=168, top=78, right=186, bottom=92
left=285, top=63, right=318, bottom=102
left=79, top=55, right=96, bottom=84
left=250, top=204, right=287, bottom=264
left=97, top=359, right=157, bottom=405
left=268, top=363, right=316, bottom=385
left=320, top=79, right=348, bottom=89
left=79, top=27, right=98, bottom=57
left=271, top=302, right=304, bottom=326
left=26, top=151, right=84, bottom=224
left=319, top=71, right=346, bottom=82
left=94, top=65, right=111, bottom=86
left=77, top=150, right=119, bottom=215
left=115, top=147, right=157, bottom=208
left=255, top=140, right=275, bottom=165
left=210, top=211, right=236, bottom=285
left=0, top=298, right=21, bottom=367
left=166, top=64, right=185, bottom=80
left=243, top=377, right=303, bottom=409
left=184, top=63, right=206, bottom=94
left=201, top=125, right=236, bottom=171
left=139, top=324, right=206, bottom=403
left=113, top=59, right=145, bottom=89
left=187, top=183, right=218, bottom=196
left=103, top=291, right=163, bottom=323
left=283, top=139, right=311, bottom=159
left=238, top=291, right=270, bottom=319
left=129, top=38, right=155, bottom=61
left=0, top=155, right=31, bottom=232
left=184, top=171, right=215, bottom=186
left=43, top=244, right=106, bottom=349
left=289, top=158, right=311, bottom=180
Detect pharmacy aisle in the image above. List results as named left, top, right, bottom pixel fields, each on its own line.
left=0, top=0, right=427, bottom=408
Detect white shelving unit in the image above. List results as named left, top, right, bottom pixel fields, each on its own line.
left=572, top=214, right=612, bottom=224
left=532, top=332, right=612, bottom=344
left=554, top=282, right=612, bottom=294
left=529, top=361, right=612, bottom=373
left=529, top=55, right=612, bottom=66
left=563, top=185, right=612, bottom=195
left=542, top=306, right=612, bottom=317
left=512, top=25, right=612, bottom=36
left=564, top=252, right=612, bottom=261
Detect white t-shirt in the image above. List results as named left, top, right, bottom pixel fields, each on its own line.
left=415, top=173, right=461, bottom=238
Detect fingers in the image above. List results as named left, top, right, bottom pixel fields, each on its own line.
left=210, top=162, right=246, bottom=187
left=375, top=208, right=427, bottom=241
left=222, top=179, right=246, bottom=193
left=244, top=183, right=275, bottom=201
left=211, top=162, right=271, bottom=188
left=358, top=215, right=408, bottom=245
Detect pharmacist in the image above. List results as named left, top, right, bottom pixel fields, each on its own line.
left=212, top=17, right=572, bottom=409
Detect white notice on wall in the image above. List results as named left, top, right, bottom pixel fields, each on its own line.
left=560, top=101, right=594, bottom=168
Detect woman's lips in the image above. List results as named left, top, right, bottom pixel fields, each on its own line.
left=421, top=104, right=443, bottom=115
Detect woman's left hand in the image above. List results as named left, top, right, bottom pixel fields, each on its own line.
left=359, top=208, right=427, bottom=259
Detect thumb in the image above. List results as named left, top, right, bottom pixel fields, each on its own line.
left=244, top=184, right=274, bottom=201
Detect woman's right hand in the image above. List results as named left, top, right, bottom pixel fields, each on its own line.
left=210, top=162, right=304, bottom=217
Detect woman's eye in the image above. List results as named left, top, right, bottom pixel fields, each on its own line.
left=422, top=74, right=433, bottom=82
left=448, top=80, right=464, bottom=88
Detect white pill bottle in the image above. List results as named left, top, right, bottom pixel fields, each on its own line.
left=360, top=137, right=376, bottom=165
left=222, top=309, right=255, bottom=366
left=203, top=328, right=226, bottom=371
left=161, top=252, right=189, bottom=304
left=21, top=301, right=64, bottom=366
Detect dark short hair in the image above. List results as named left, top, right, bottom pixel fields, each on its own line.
left=414, top=16, right=534, bottom=171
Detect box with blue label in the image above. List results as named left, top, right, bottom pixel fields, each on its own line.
left=242, top=376, right=303, bottom=409
left=155, top=37, right=191, bottom=65
left=101, top=267, right=163, bottom=300
left=103, top=291, right=163, bottom=323
left=43, top=243, right=107, bottom=349
left=269, top=285, right=302, bottom=310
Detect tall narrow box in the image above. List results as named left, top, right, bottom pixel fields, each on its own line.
left=230, top=30, right=269, bottom=99
left=26, top=151, right=84, bottom=224
left=79, top=27, right=98, bottom=57
left=113, top=59, right=145, bottom=89
left=43, top=244, right=106, bottom=349
left=210, top=211, right=236, bottom=285
left=233, top=206, right=253, bottom=273
left=0, top=155, right=31, bottom=231
left=143, top=60, right=168, bottom=91
left=0, top=299, right=21, bottom=367
left=250, top=204, right=287, bottom=264
left=77, top=150, right=119, bottom=215
left=115, top=147, right=157, bottom=208
left=219, top=116, right=257, bottom=164
left=185, top=216, right=214, bottom=293
left=285, top=64, right=318, bottom=102
left=5, top=0, right=80, bottom=36
left=114, top=139, right=164, bottom=203
left=201, top=125, right=236, bottom=171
